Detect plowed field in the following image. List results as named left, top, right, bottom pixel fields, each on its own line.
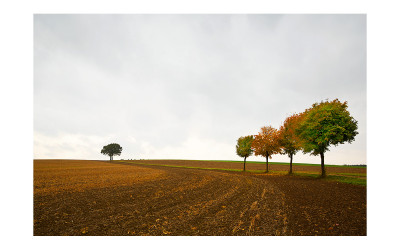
left=34, top=160, right=366, bottom=236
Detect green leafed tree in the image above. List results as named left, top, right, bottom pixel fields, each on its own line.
left=101, top=143, right=123, bottom=161
left=236, top=135, right=254, bottom=171
left=297, top=99, right=358, bottom=177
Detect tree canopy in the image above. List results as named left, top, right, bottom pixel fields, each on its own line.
left=236, top=135, right=254, bottom=171
left=101, top=143, right=123, bottom=161
left=297, top=99, right=358, bottom=177
left=278, top=113, right=304, bottom=174
left=252, top=126, right=281, bottom=173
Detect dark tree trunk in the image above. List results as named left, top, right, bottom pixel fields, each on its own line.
left=265, top=153, right=269, bottom=173
left=243, top=157, right=247, bottom=172
left=289, top=153, right=293, bottom=175
left=320, top=152, right=326, bottom=178
left=110, top=155, right=112, bottom=161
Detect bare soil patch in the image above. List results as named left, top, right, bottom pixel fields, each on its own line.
left=34, top=160, right=165, bottom=195
left=34, top=160, right=366, bottom=236
left=253, top=174, right=366, bottom=235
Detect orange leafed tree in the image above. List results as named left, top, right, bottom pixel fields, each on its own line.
left=278, top=113, right=304, bottom=175
left=251, top=126, right=281, bottom=173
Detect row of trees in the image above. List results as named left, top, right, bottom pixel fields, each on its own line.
left=236, top=99, right=358, bottom=177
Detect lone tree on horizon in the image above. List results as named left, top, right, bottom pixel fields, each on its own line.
left=101, top=143, right=123, bottom=161
left=297, top=99, right=358, bottom=178
left=278, top=113, right=304, bottom=175
left=252, top=126, right=281, bottom=173
left=236, top=135, right=254, bottom=171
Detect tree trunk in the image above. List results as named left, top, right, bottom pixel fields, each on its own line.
left=243, top=157, right=247, bottom=172
left=320, top=152, right=326, bottom=178
left=110, top=155, right=112, bottom=161
left=289, top=153, right=293, bottom=175
left=265, top=153, right=269, bottom=173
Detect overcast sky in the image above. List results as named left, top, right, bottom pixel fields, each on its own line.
left=34, top=14, right=366, bottom=165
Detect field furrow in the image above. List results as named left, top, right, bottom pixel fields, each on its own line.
left=34, top=160, right=366, bottom=236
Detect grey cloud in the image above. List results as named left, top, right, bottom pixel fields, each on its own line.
left=34, top=14, right=366, bottom=164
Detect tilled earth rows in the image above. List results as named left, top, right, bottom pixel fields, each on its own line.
left=34, top=160, right=366, bottom=236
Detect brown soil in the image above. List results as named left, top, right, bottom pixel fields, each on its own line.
left=33, top=160, right=366, bottom=236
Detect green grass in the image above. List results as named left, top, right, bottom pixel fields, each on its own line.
left=329, top=176, right=366, bottom=186
left=292, top=172, right=366, bottom=186
left=333, top=172, right=367, bottom=177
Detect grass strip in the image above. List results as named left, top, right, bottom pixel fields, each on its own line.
left=332, top=173, right=367, bottom=177
left=292, top=172, right=366, bottom=186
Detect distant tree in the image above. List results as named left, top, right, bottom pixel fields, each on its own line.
left=297, top=99, right=358, bottom=177
left=252, top=126, right=281, bottom=173
left=101, top=143, right=123, bottom=161
left=236, top=135, right=254, bottom=171
left=278, top=113, right=304, bottom=175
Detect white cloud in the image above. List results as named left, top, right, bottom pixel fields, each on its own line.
left=138, top=135, right=234, bottom=160
left=34, top=132, right=117, bottom=159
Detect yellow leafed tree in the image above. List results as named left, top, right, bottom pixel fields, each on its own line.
left=252, top=126, right=281, bottom=173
